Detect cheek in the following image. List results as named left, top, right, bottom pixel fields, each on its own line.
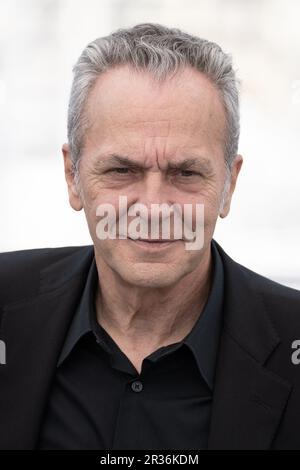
left=203, top=182, right=225, bottom=214
left=81, top=178, right=119, bottom=217
left=186, top=188, right=221, bottom=227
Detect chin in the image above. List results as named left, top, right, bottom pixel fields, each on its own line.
left=116, top=263, right=186, bottom=289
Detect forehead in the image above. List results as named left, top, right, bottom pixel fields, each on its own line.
left=83, top=65, right=226, bottom=156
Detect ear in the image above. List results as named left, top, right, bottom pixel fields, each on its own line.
left=62, top=143, right=83, bottom=211
left=219, top=154, right=243, bottom=218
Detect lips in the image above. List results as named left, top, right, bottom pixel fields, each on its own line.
left=126, top=237, right=182, bottom=252
left=128, top=238, right=177, bottom=243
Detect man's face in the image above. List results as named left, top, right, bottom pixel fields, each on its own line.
left=63, top=65, right=242, bottom=288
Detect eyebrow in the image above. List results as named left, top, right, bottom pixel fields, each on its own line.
left=94, top=154, right=214, bottom=173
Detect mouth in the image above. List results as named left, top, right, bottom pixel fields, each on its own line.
left=127, top=237, right=181, bottom=249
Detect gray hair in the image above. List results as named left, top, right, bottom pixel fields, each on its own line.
left=67, top=23, right=240, bottom=181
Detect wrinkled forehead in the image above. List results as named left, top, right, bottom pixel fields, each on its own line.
left=83, top=65, right=226, bottom=160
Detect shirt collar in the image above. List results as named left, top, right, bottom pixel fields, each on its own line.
left=57, top=239, right=224, bottom=390
left=182, top=239, right=224, bottom=389
left=57, top=256, right=97, bottom=367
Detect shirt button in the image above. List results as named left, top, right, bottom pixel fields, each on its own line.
left=131, top=380, right=143, bottom=392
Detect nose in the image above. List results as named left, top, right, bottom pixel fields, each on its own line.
left=137, top=171, right=169, bottom=208
left=132, top=172, right=180, bottom=240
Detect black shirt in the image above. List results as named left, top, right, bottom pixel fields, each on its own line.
left=38, top=240, right=224, bottom=450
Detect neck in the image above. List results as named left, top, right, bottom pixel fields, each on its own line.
left=93, top=246, right=213, bottom=355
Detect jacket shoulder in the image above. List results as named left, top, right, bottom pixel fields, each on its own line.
left=238, top=261, right=300, bottom=300
left=229, top=256, right=300, bottom=331
left=0, top=245, right=92, bottom=306
left=215, top=239, right=300, bottom=330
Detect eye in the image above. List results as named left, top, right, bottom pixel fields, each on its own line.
left=179, top=170, right=198, bottom=177
left=108, top=167, right=130, bottom=174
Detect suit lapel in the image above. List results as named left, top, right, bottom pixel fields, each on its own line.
left=208, top=241, right=292, bottom=449
left=207, top=328, right=292, bottom=449
left=0, top=246, right=94, bottom=449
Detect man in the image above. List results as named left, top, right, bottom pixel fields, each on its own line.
left=0, top=23, right=299, bottom=450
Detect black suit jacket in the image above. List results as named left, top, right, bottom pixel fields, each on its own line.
left=0, top=240, right=300, bottom=450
